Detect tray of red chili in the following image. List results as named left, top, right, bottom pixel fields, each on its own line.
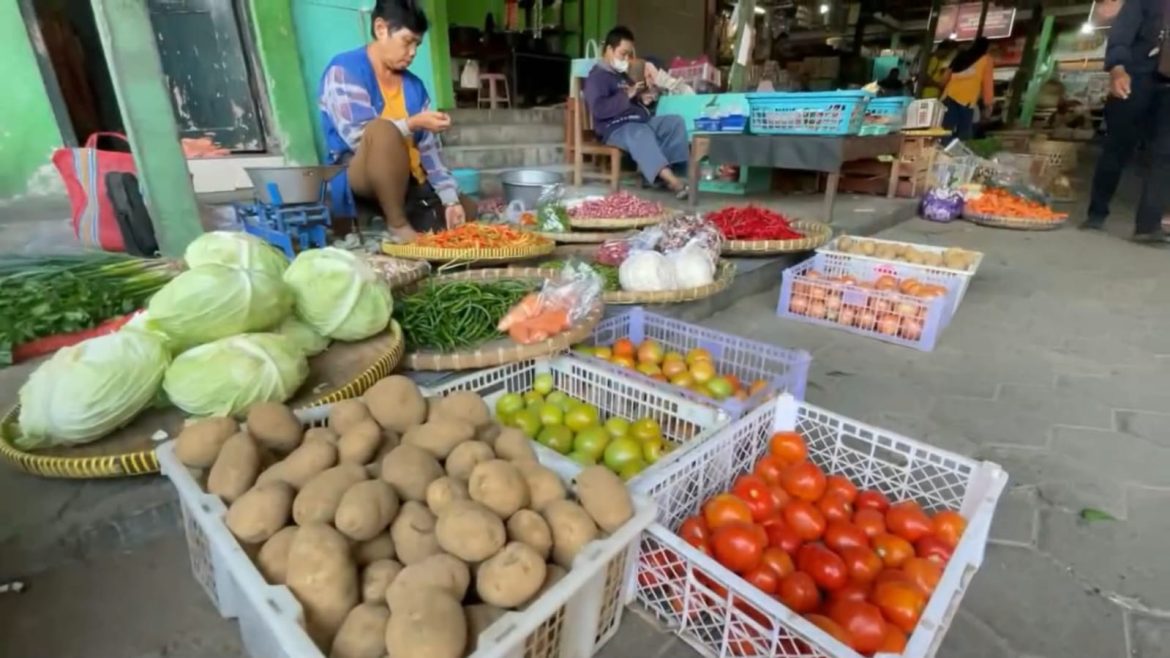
left=706, top=207, right=833, bottom=255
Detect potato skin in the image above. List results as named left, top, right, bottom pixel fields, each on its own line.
left=257, top=526, right=298, bottom=584
left=363, top=376, right=427, bottom=433
left=286, top=524, right=359, bottom=649
left=541, top=499, right=599, bottom=568
left=429, top=391, right=492, bottom=439
left=402, top=418, right=476, bottom=460
left=515, top=461, right=567, bottom=511
left=351, top=532, right=395, bottom=566
left=174, top=417, right=238, bottom=468
left=293, top=464, right=368, bottom=525
left=435, top=500, right=506, bottom=563
left=384, top=587, right=466, bottom=658
left=574, top=465, right=634, bottom=533
left=468, top=459, right=530, bottom=518
left=328, top=399, right=374, bottom=435
left=304, top=427, right=339, bottom=446
left=337, top=419, right=384, bottom=465
left=360, top=559, right=402, bottom=603
left=390, top=501, right=442, bottom=565
left=476, top=542, right=547, bottom=609
left=425, top=476, right=469, bottom=516
left=492, top=427, right=538, bottom=462
left=380, top=444, right=443, bottom=502
left=226, top=481, right=294, bottom=544
left=444, top=441, right=494, bottom=481
left=246, top=402, right=302, bottom=453
left=207, top=432, right=261, bottom=503
left=385, top=553, right=470, bottom=607
left=335, top=480, right=399, bottom=541
left=330, top=603, right=389, bottom=658
left=506, top=509, right=553, bottom=560
left=256, top=438, right=337, bottom=490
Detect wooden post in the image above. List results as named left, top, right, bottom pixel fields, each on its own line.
left=727, top=0, right=756, bottom=92
left=1007, top=0, right=1044, bottom=126
left=916, top=0, right=944, bottom=96
left=976, top=0, right=992, bottom=37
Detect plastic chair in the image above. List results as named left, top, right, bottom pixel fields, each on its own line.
left=477, top=74, right=511, bottom=109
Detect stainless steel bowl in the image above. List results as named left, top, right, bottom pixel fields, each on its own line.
left=246, top=165, right=343, bottom=205
left=501, top=169, right=564, bottom=210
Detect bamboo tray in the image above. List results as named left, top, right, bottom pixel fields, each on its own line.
left=0, top=323, right=404, bottom=479
left=381, top=240, right=555, bottom=264
left=603, top=260, right=736, bottom=305
left=567, top=212, right=668, bottom=231
left=396, top=269, right=604, bottom=371
left=964, top=211, right=1067, bottom=231
left=537, top=230, right=632, bottom=244
left=363, top=255, right=430, bottom=289
left=721, top=219, right=833, bottom=255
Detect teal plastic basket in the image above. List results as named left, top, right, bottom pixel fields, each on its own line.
left=452, top=168, right=480, bottom=196
left=865, top=96, right=912, bottom=131
left=747, top=91, right=870, bottom=136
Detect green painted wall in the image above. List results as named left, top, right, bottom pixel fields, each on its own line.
left=0, top=2, right=64, bottom=199
left=249, top=0, right=318, bottom=165
left=420, top=0, right=454, bottom=109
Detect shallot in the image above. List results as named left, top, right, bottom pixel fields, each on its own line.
left=569, top=191, right=664, bottom=219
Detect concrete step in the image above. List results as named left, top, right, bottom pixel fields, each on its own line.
left=444, top=141, right=565, bottom=170
left=441, top=121, right=564, bottom=147
left=447, top=107, right=564, bottom=126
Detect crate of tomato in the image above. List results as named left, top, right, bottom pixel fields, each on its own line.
left=631, top=395, right=1007, bottom=658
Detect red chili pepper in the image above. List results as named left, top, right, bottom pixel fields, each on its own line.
left=706, top=206, right=805, bottom=240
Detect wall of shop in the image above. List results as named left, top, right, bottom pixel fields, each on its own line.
left=616, top=0, right=706, bottom=62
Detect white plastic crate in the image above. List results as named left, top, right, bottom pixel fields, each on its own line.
left=905, top=99, right=944, bottom=130
left=158, top=403, right=658, bottom=658
left=816, top=236, right=984, bottom=313
left=426, top=357, right=731, bottom=489
left=631, top=395, right=1008, bottom=658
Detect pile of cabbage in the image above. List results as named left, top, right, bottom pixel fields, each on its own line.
left=18, top=233, right=394, bottom=448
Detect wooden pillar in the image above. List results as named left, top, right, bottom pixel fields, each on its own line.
left=1007, top=0, right=1044, bottom=125
left=727, top=0, right=756, bottom=92
left=916, top=0, right=944, bottom=96
left=976, top=0, right=992, bottom=37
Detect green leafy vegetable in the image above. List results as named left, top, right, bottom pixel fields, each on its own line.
left=146, top=264, right=292, bottom=349
left=1079, top=508, right=1117, bottom=523
left=276, top=317, right=330, bottom=357
left=163, top=333, right=309, bottom=417
left=183, top=231, right=289, bottom=277
left=394, top=280, right=534, bottom=352
left=283, top=248, right=393, bottom=341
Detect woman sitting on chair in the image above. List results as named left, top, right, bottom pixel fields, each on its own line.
left=318, top=0, right=476, bottom=242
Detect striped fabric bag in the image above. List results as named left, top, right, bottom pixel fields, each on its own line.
left=51, top=132, right=135, bottom=252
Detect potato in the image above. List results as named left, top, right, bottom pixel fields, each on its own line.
left=257, top=438, right=337, bottom=490
left=361, top=559, right=402, bottom=603
left=246, top=402, right=302, bottom=453
left=338, top=419, right=384, bottom=465
left=444, top=441, right=494, bottom=481
left=226, top=481, right=294, bottom=544
left=574, top=465, right=634, bottom=533
left=390, top=501, right=441, bottom=565
left=386, top=553, right=470, bottom=607
left=435, top=500, right=506, bottom=562
left=429, top=391, right=493, bottom=440
left=515, top=461, right=567, bottom=511
left=425, top=476, right=469, bottom=516
left=174, top=417, right=238, bottom=468
left=506, top=509, right=552, bottom=560
left=858, top=240, right=877, bottom=256
left=207, top=432, right=261, bottom=503
left=464, top=604, right=505, bottom=654
left=384, top=587, right=465, bottom=658
left=330, top=603, right=389, bottom=658
left=380, top=444, right=443, bottom=501
left=402, top=418, right=475, bottom=460
left=329, top=399, right=374, bottom=435
left=286, top=524, right=359, bottom=649
left=352, top=532, right=396, bottom=566
left=257, top=526, right=298, bottom=584
left=492, top=427, right=538, bottom=462
left=335, top=480, right=399, bottom=541
left=836, top=235, right=855, bottom=252
left=468, top=460, right=529, bottom=518
left=542, top=499, right=599, bottom=568
left=373, top=431, right=400, bottom=463
left=304, top=427, right=339, bottom=446
left=476, top=542, right=546, bottom=609
left=478, top=422, right=502, bottom=446
left=364, top=375, right=427, bottom=433
left=293, top=464, right=368, bottom=525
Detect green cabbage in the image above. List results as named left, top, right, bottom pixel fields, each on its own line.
left=184, top=231, right=289, bottom=277
left=18, top=329, right=170, bottom=448
left=283, top=248, right=392, bottom=341
left=276, top=317, right=330, bottom=356
left=163, top=333, right=309, bottom=417
left=147, top=264, right=292, bottom=349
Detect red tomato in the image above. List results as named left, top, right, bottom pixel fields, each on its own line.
left=886, top=501, right=933, bottom=542
left=872, top=533, right=915, bottom=568
left=781, top=461, right=827, bottom=502
left=872, top=581, right=927, bottom=633
left=731, top=474, right=779, bottom=522
left=704, top=494, right=753, bottom=530
left=855, top=489, right=891, bottom=512
left=805, top=614, right=853, bottom=647
left=770, top=486, right=792, bottom=511
left=915, top=534, right=955, bottom=563
left=817, top=492, right=854, bottom=524
left=828, top=582, right=872, bottom=605
left=678, top=515, right=711, bottom=550
left=853, top=508, right=887, bottom=539
left=797, top=543, right=848, bottom=591
left=824, top=521, right=869, bottom=553
left=782, top=500, right=827, bottom=542
left=903, top=557, right=943, bottom=595
left=824, top=474, right=858, bottom=504
left=828, top=600, right=887, bottom=654
left=769, top=431, right=808, bottom=464
left=754, top=454, right=787, bottom=486
left=777, top=571, right=820, bottom=613
left=744, top=565, right=780, bottom=595
left=931, top=510, right=967, bottom=548
left=878, top=625, right=908, bottom=652
left=711, top=522, right=766, bottom=573
left=764, top=519, right=803, bottom=554
left=760, top=547, right=795, bottom=579
left=839, top=546, right=883, bottom=584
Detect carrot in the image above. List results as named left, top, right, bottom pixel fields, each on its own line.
left=497, top=293, right=541, bottom=331
left=414, top=223, right=550, bottom=249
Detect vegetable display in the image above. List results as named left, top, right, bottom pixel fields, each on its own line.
left=707, top=206, right=805, bottom=241
left=542, top=261, right=620, bottom=292
left=671, top=430, right=965, bottom=655
left=177, top=380, right=638, bottom=657
left=568, top=191, right=664, bottom=220
left=184, top=231, right=289, bottom=278
left=964, top=188, right=1067, bottom=220
left=394, top=280, right=534, bottom=351
left=830, top=237, right=979, bottom=271
left=283, top=248, right=394, bottom=341
left=412, top=224, right=550, bottom=249
left=163, top=333, right=309, bottom=417
left=276, top=317, right=331, bottom=357
left=787, top=270, right=949, bottom=341
left=576, top=338, right=767, bottom=403
left=147, top=264, right=292, bottom=350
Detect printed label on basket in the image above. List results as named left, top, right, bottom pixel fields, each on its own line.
left=874, top=263, right=900, bottom=277
left=841, top=289, right=868, bottom=306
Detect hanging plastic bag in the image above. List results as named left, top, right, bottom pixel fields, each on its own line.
left=535, top=184, right=569, bottom=232
left=460, top=60, right=481, bottom=90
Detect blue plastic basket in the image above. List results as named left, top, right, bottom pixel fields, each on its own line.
left=865, top=96, right=912, bottom=131
left=719, top=115, right=748, bottom=132
left=747, top=91, right=871, bottom=136
left=694, top=117, right=721, bottom=132
left=571, top=307, right=812, bottom=418
left=775, top=252, right=964, bottom=352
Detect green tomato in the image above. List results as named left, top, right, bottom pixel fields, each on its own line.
left=533, top=373, right=555, bottom=396
left=538, top=402, right=564, bottom=427
left=642, top=437, right=666, bottom=464
left=567, top=450, right=598, bottom=466
left=523, top=390, right=545, bottom=407
left=511, top=409, right=543, bottom=439
left=546, top=390, right=569, bottom=408
left=565, top=404, right=601, bottom=433
left=572, top=426, right=611, bottom=460
left=619, top=460, right=647, bottom=481
left=495, top=392, right=525, bottom=418
left=603, top=436, right=643, bottom=473
left=705, top=377, right=734, bottom=401
left=604, top=416, right=631, bottom=439
left=537, top=425, right=574, bottom=454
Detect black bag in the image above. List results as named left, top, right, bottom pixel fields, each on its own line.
left=105, top=172, right=159, bottom=257
left=404, top=178, right=448, bottom=233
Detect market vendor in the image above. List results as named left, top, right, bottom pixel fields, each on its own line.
left=584, top=27, right=691, bottom=198
left=940, top=38, right=994, bottom=140
left=318, top=0, right=475, bottom=242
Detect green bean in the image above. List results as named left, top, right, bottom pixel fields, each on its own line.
left=393, top=279, right=536, bottom=352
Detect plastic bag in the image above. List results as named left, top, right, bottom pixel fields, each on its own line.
left=657, top=213, right=723, bottom=263
left=666, top=238, right=718, bottom=288
left=497, top=263, right=602, bottom=344
left=921, top=188, right=964, bottom=222
left=535, top=183, right=569, bottom=232
left=619, top=249, right=676, bottom=292
left=597, top=225, right=662, bottom=266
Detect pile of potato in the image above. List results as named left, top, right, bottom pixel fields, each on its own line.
left=833, top=236, right=978, bottom=271
left=174, top=376, right=636, bottom=658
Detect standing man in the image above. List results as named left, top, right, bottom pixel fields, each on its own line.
left=584, top=27, right=691, bottom=197
left=1082, top=0, right=1170, bottom=242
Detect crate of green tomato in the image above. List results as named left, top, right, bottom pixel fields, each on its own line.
left=426, top=357, right=731, bottom=487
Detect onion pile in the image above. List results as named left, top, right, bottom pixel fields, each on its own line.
left=569, top=192, right=664, bottom=219
left=787, top=271, right=949, bottom=342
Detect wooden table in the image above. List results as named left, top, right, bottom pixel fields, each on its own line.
left=687, top=133, right=904, bottom=221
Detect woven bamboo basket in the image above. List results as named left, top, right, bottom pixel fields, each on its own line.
left=381, top=239, right=555, bottom=264
left=537, top=230, right=632, bottom=244
left=567, top=212, right=668, bottom=231
left=722, top=219, right=833, bottom=256
left=363, top=255, right=430, bottom=289
left=964, top=210, right=1067, bottom=231
left=1028, top=139, right=1079, bottom=174
left=0, top=323, right=405, bottom=478
left=396, top=269, right=604, bottom=371
left=603, top=260, right=736, bottom=305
